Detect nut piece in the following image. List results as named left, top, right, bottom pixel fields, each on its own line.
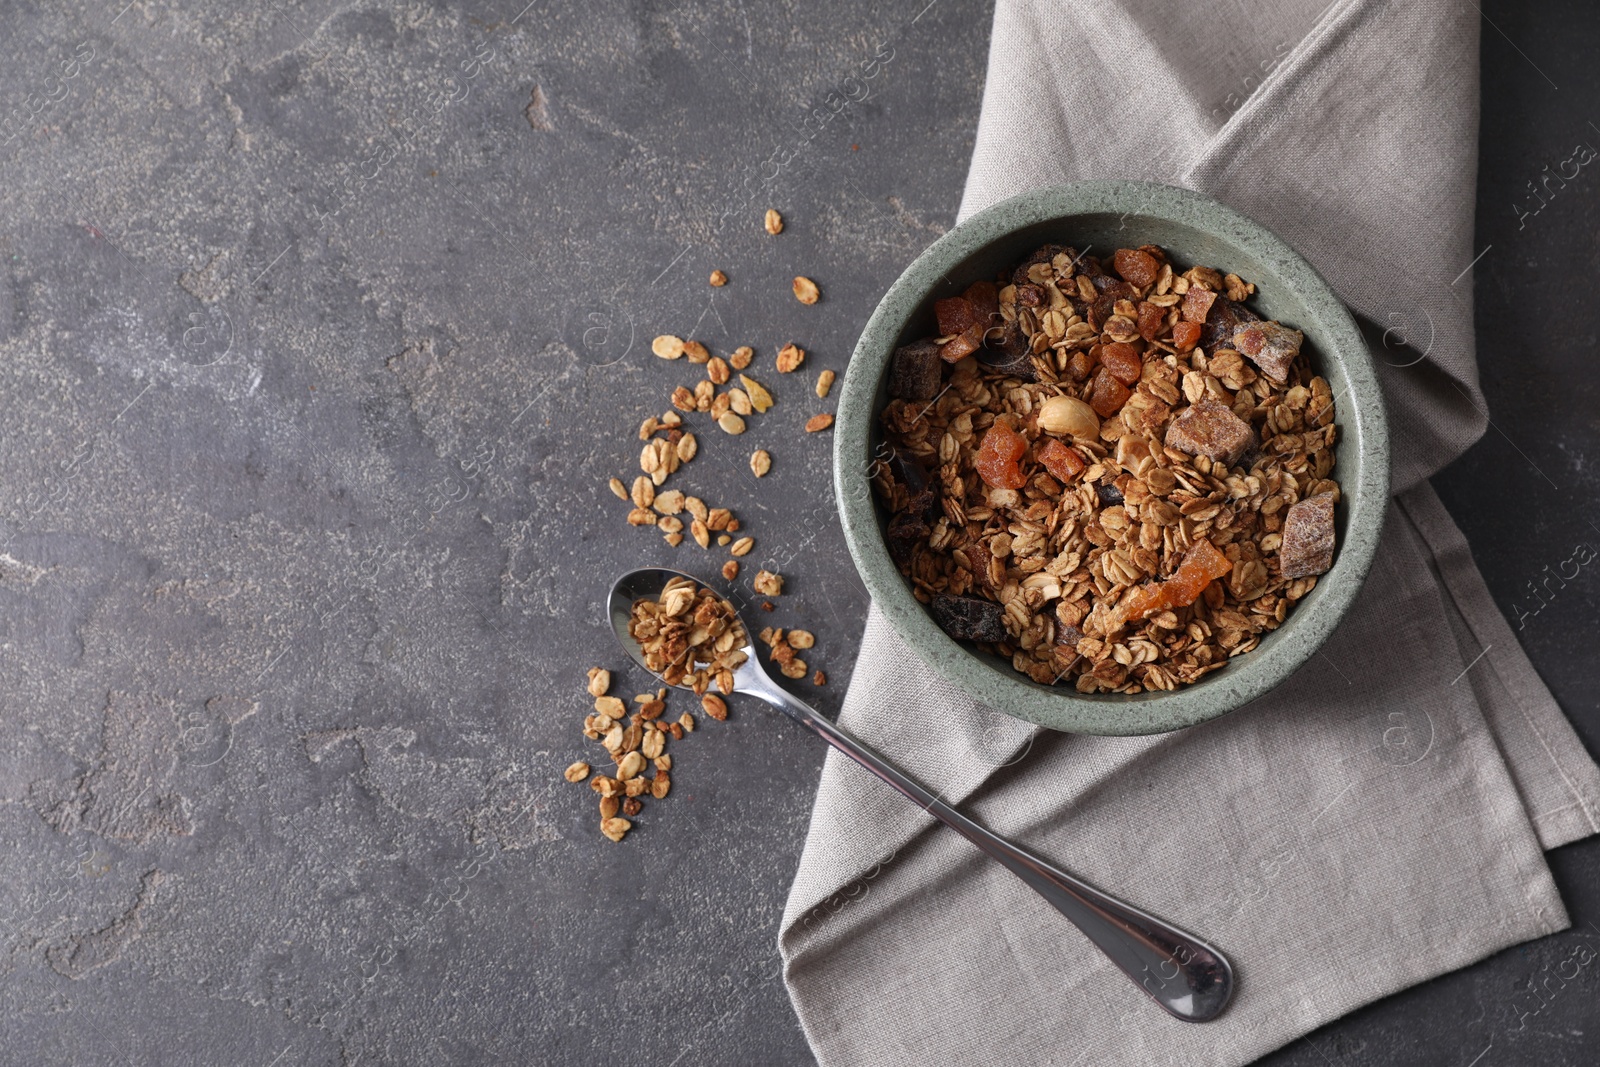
left=776, top=343, right=805, bottom=373
left=678, top=711, right=696, bottom=732
left=717, top=412, right=746, bottom=435
left=730, top=536, right=754, bottom=557
left=793, top=276, right=820, bottom=305
left=709, top=269, right=728, bottom=287
left=750, top=449, right=772, bottom=477
left=1037, top=395, right=1100, bottom=439
left=563, top=761, right=590, bottom=783
left=652, top=335, right=685, bottom=360
left=805, top=414, right=834, bottom=433
left=752, top=570, right=783, bottom=596
left=586, top=667, right=611, bottom=697
left=764, top=208, right=784, bottom=235
left=701, top=694, right=728, bottom=721
left=816, top=369, right=835, bottom=398
left=600, top=816, right=631, bottom=842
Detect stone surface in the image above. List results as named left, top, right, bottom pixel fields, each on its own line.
left=0, top=2, right=1595, bottom=1066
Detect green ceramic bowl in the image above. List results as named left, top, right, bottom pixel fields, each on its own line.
left=833, top=181, right=1389, bottom=735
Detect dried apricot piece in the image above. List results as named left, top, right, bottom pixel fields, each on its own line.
left=1137, top=301, right=1166, bottom=341
left=963, top=280, right=999, bottom=320
left=1113, top=248, right=1161, bottom=287
left=1165, top=538, right=1234, bottom=606
left=1088, top=367, right=1132, bottom=417
left=1181, top=286, right=1217, bottom=324
left=1171, top=320, right=1202, bottom=352
left=1037, top=438, right=1086, bottom=483
left=975, top=421, right=1029, bottom=489
left=1120, top=583, right=1170, bottom=622
left=1099, top=341, right=1143, bottom=385
left=940, top=326, right=983, bottom=363
left=935, top=295, right=983, bottom=337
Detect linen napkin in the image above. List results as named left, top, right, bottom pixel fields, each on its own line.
left=778, top=1, right=1600, bottom=1063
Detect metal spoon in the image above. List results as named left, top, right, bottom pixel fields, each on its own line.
left=607, top=566, right=1234, bottom=1022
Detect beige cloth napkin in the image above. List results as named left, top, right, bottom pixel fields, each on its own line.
left=779, top=1, right=1600, bottom=1063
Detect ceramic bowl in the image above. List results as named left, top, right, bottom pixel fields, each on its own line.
left=832, top=181, right=1389, bottom=735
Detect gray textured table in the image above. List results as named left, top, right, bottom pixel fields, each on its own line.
left=1, top=2, right=1595, bottom=1064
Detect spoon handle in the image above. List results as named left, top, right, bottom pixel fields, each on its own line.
left=751, top=680, right=1233, bottom=1022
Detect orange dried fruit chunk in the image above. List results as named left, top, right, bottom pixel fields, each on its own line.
left=1037, top=438, right=1086, bottom=483
left=1165, top=538, right=1234, bottom=606
left=1100, top=341, right=1143, bottom=385
left=1181, top=285, right=1217, bottom=324
left=1113, top=248, right=1161, bottom=288
left=935, top=295, right=983, bottom=337
left=963, top=280, right=1000, bottom=319
left=975, top=422, right=1029, bottom=489
left=940, top=325, right=983, bottom=363
left=1120, top=582, right=1170, bottom=622
left=1137, top=300, right=1166, bottom=341
left=1088, top=367, right=1132, bottom=417
left=1172, top=320, right=1202, bottom=352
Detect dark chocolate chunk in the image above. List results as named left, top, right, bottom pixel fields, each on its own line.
left=977, top=320, right=1037, bottom=381
left=886, top=508, right=930, bottom=569
left=888, top=449, right=933, bottom=504
left=930, top=593, right=1009, bottom=643
left=888, top=339, right=943, bottom=400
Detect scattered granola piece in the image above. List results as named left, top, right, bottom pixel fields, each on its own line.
left=722, top=560, right=740, bottom=580
left=764, top=208, right=784, bottom=235
left=1280, top=492, right=1337, bottom=578
left=586, top=668, right=611, bottom=697
left=787, top=629, right=815, bottom=649
left=730, top=345, right=754, bottom=370
left=805, top=413, right=834, bottom=433
left=750, top=449, right=772, bottom=477
left=608, top=477, right=628, bottom=501
left=600, top=796, right=620, bottom=820
left=600, top=817, right=631, bottom=842
left=707, top=357, right=730, bottom=385
left=740, top=374, right=774, bottom=412
left=678, top=711, right=695, bottom=732
left=730, top=537, right=754, bottom=557
left=622, top=797, right=643, bottom=816
left=652, top=335, right=685, bottom=360
left=691, top=519, right=710, bottom=548
left=709, top=269, right=728, bottom=287
left=683, top=340, right=711, bottom=364
left=717, top=412, right=746, bottom=435
left=595, top=695, right=626, bottom=719
left=651, top=773, right=671, bottom=799
left=816, top=369, right=835, bottom=398
left=793, top=276, right=820, bottom=304
left=563, top=761, right=590, bottom=783
left=776, top=343, right=806, bottom=373
left=676, top=433, right=698, bottom=462
left=812, top=670, right=827, bottom=686
left=753, top=570, right=784, bottom=596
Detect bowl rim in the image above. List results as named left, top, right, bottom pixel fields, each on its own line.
left=832, top=179, right=1390, bottom=736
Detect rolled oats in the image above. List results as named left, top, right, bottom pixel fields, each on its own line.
left=586, top=667, right=611, bottom=697
left=752, top=570, right=784, bottom=596
left=805, top=414, right=834, bottom=433
left=777, top=343, right=805, bottom=373
left=652, top=335, right=685, bottom=359
left=710, top=269, right=728, bottom=287
left=730, top=536, right=754, bottom=557
left=563, top=761, right=590, bottom=782
left=765, top=208, right=784, bottom=235
left=730, top=345, right=754, bottom=370
left=718, top=412, right=747, bottom=435
left=793, top=276, right=820, bottom=304
left=750, top=449, right=772, bottom=477
left=816, top=369, right=836, bottom=398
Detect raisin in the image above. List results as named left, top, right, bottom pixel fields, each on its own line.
left=1198, top=295, right=1261, bottom=351
left=1181, top=286, right=1217, bottom=324
left=1096, top=482, right=1124, bottom=506
left=888, top=339, right=943, bottom=400
left=1137, top=300, right=1166, bottom=341
left=1113, top=248, right=1161, bottom=288
left=1017, top=283, right=1045, bottom=307
left=886, top=508, right=929, bottom=569
left=1037, top=438, right=1086, bottom=483
left=1171, top=320, right=1202, bottom=352
left=1088, top=367, right=1132, bottom=417
left=975, top=422, right=1028, bottom=489
left=930, top=593, right=1008, bottom=643
left=1099, top=341, right=1143, bottom=385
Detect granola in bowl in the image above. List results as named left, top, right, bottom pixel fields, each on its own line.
left=873, top=243, right=1341, bottom=695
